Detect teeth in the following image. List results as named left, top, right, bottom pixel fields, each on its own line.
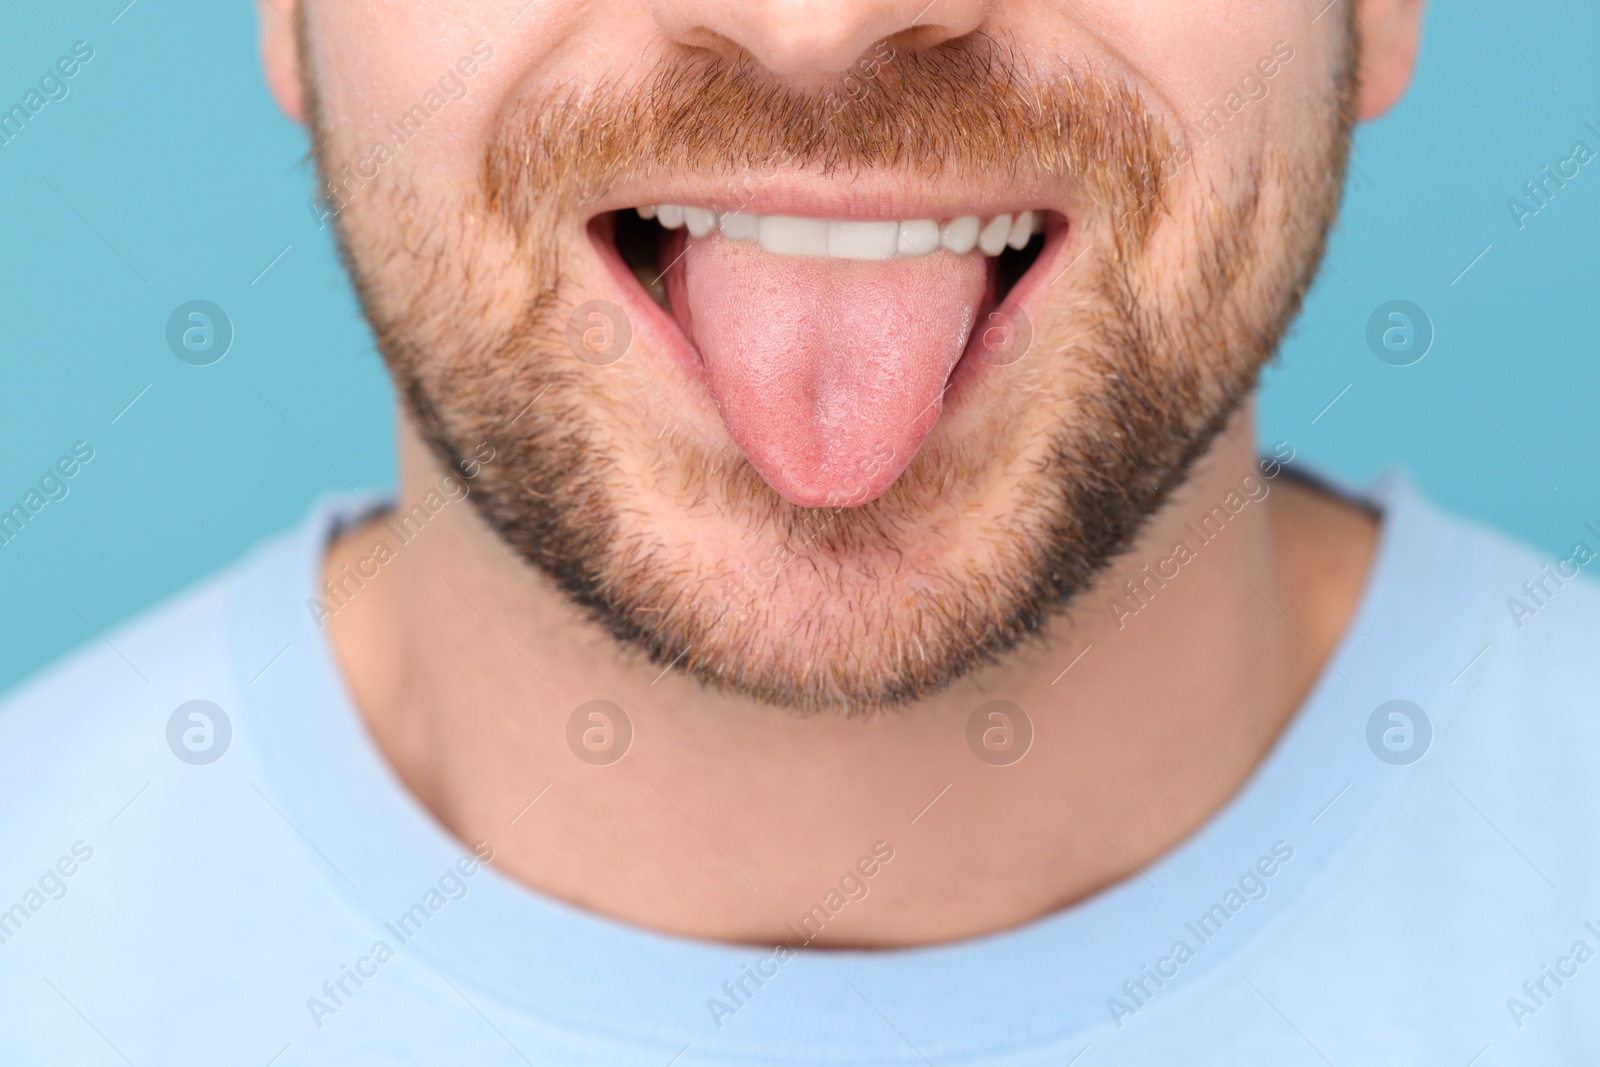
left=683, top=206, right=717, bottom=238
left=636, top=205, right=1040, bottom=260
left=897, top=219, right=940, bottom=256
left=759, top=215, right=830, bottom=256
left=719, top=210, right=759, bottom=242
left=827, top=220, right=899, bottom=261
left=978, top=214, right=1013, bottom=256
left=1007, top=210, right=1035, bottom=250
left=940, top=216, right=980, bottom=255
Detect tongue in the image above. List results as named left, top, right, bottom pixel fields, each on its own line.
left=668, top=234, right=988, bottom=508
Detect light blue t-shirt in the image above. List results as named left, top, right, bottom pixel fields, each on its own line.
left=3, top=474, right=1599, bottom=1065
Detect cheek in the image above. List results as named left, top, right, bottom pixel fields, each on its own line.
left=306, top=3, right=497, bottom=165
left=1079, top=0, right=1326, bottom=140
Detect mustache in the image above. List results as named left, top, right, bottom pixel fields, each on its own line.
left=482, top=35, right=1177, bottom=243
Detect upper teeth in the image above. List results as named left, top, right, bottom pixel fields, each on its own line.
left=638, top=205, right=1039, bottom=261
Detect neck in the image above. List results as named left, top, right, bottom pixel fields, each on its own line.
left=324, top=401, right=1376, bottom=947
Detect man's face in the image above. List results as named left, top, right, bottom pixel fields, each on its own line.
left=292, top=0, right=1353, bottom=712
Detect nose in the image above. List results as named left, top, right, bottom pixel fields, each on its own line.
left=651, top=0, right=986, bottom=77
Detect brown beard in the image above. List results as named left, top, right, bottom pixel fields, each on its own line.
left=302, top=28, right=1357, bottom=714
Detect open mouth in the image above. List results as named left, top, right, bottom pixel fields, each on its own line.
left=593, top=201, right=1060, bottom=508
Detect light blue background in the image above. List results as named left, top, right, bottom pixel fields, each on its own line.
left=1, top=0, right=1595, bottom=692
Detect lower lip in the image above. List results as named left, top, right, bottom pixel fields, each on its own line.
left=587, top=211, right=1075, bottom=413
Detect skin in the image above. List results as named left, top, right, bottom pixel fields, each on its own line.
left=258, top=0, right=1422, bottom=946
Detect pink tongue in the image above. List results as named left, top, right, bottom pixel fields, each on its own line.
left=670, top=236, right=987, bottom=508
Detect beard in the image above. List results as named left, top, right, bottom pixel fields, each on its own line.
left=303, top=28, right=1356, bottom=714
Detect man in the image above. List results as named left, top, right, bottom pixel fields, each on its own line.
left=2, top=0, right=1597, bottom=1062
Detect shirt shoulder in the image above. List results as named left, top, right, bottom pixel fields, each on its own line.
left=0, top=502, right=380, bottom=1064
left=0, top=563, right=244, bottom=856
left=1372, top=498, right=1600, bottom=852
left=1456, top=511, right=1600, bottom=728
left=0, top=495, right=381, bottom=831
